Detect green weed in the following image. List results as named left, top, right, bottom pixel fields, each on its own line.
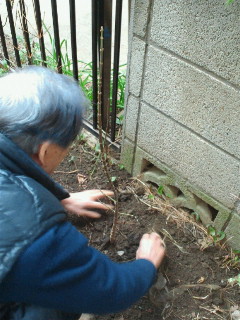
left=223, top=249, right=240, bottom=269
left=207, top=225, right=226, bottom=243
left=157, top=185, right=164, bottom=195
left=0, top=60, right=9, bottom=76
left=191, top=211, right=200, bottom=222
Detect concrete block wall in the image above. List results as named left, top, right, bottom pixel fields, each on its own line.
left=121, top=0, right=240, bottom=249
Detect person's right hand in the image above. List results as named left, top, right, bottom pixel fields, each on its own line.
left=136, top=232, right=166, bottom=269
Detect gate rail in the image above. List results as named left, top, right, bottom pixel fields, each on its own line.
left=0, top=0, right=124, bottom=150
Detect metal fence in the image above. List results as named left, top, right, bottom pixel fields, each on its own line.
left=0, top=0, right=124, bottom=149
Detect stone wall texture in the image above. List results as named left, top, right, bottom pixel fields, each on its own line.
left=121, top=0, right=240, bottom=249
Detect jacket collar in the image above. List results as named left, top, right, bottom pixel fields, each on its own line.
left=0, top=133, right=69, bottom=200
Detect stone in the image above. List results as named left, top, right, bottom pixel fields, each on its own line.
left=231, top=310, right=240, bottom=320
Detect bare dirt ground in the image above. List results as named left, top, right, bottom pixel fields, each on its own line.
left=53, top=137, right=240, bottom=320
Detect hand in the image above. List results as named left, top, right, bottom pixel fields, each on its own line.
left=61, top=189, right=114, bottom=219
left=136, top=232, right=166, bottom=269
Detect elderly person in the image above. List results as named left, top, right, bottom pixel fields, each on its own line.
left=0, top=66, right=165, bottom=320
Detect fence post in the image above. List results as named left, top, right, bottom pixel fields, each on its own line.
left=69, top=0, right=78, bottom=81
left=5, top=0, right=21, bottom=67
left=0, top=14, right=10, bottom=66
left=51, top=0, right=62, bottom=73
left=111, top=0, right=123, bottom=141
left=19, top=0, right=32, bottom=65
left=33, top=0, right=47, bottom=67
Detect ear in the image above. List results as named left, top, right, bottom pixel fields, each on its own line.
left=31, top=141, right=52, bottom=167
left=38, top=141, right=52, bottom=167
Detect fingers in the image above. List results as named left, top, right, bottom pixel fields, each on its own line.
left=69, top=190, right=114, bottom=202
left=141, top=232, right=164, bottom=242
left=77, top=209, right=102, bottom=219
left=87, top=190, right=114, bottom=200
left=78, top=189, right=114, bottom=197
left=78, top=201, right=114, bottom=211
left=136, top=232, right=166, bottom=269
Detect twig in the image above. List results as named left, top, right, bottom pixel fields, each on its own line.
left=161, top=228, right=189, bottom=254
left=97, top=26, right=119, bottom=244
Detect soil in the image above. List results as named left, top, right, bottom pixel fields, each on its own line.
left=52, top=137, right=240, bottom=320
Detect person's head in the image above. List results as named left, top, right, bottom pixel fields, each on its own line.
left=0, top=66, right=87, bottom=173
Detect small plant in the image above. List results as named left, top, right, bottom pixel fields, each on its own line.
left=191, top=211, right=200, bottom=222
left=157, top=185, right=164, bottom=195
left=0, top=59, right=9, bottom=76
left=207, top=225, right=226, bottom=243
left=148, top=193, right=155, bottom=200
left=68, top=155, right=76, bottom=164
left=223, top=249, right=240, bottom=268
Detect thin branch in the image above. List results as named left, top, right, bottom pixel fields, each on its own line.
left=97, top=26, right=119, bottom=244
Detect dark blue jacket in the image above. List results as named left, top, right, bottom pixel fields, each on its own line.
left=0, top=133, right=156, bottom=320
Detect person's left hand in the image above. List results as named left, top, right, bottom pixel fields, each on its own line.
left=61, top=189, right=114, bottom=218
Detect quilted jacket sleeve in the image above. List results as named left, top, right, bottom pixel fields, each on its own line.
left=0, top=222, right=156, bottom=315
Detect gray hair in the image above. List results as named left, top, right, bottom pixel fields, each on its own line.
left=0, top=66, right=86, bottom=154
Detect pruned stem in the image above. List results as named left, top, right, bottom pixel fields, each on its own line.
left=98, top=26, right=119, bottom=243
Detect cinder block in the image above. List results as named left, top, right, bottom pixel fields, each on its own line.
left=214, top=210, right=231, bottom=232
left=137, top=102, right=240, bottom=209
left=236, top=199, right=240, bottom=215
left=120, top=138, right=135, bottom=174
left=124, top=94, right=140, bottom=141
left=225, top=212, right=240, bottom=250
left=134, top=146, right=232, bottom=226
left=142, top=46, right=240, bottom=159
left=133, top=0, right=151, bottom=38
left=128, top=37, right=146, bottom=97
left=150, top=0, right=240, bottom=86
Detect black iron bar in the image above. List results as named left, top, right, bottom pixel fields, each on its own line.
left=5, top=0, right=21, bottom=67
left=69, top=0, right=78, bottom=80
left=82, top=119, right=121, bottom=152
left=51, top=0, right=62, bottom=73
left=33, top=0, right=47, bottom=66
left=111, top=0, right=123, bottom=141
left=91, top=0, right=98, bottom=129
left=19, top=0, right=32, bottom=65
left=0, top=14, right=10, bottom=66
